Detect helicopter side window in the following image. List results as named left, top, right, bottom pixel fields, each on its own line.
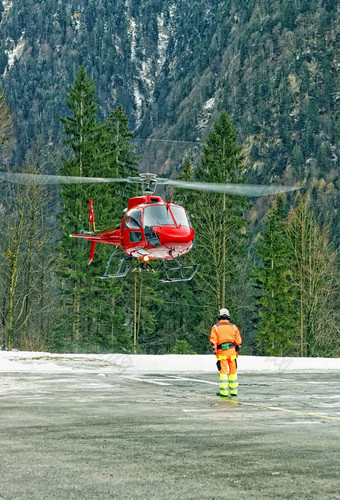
left=170, top=206, right=191, bottom=227
left=126, top=210, right=141, bottom=229
left=129, top=231, right=142, bottom=243
left=144, top=206, right=174, bottom=227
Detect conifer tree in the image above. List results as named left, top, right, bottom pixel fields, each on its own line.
left=59, top=66, right=99, bottom=177
left=55, top=67, right=139, bottom=353
left=55, top=66, right=101, bottom=350
left=102, top=104, right=139, bottom=179
left=157, top=158, right=204, bottom=353
left=253, top=197, right=297, bottom=356
left=187, top=111, right=249, bottom=338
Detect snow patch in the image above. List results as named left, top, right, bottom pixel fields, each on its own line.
left=204, top=97, right=215, bottom=111
left=197, top=97, right=216, bottom=131
left=169, top=4, right=176, bottom=20
left=129, top=17, right=137, bottom=61
left=1, top=351, right=339, bottom=374
left=133, top=80, right=144, bottom=126
left=129, top=11, right=173, bottom=127
left=71, top=12, right=82, bottom=31
left=5, top=35, right=25, bottom=69
left=141, top=58, right=154, bottom=95
left=133, top=56, right=154, bottom=127
left=157, top=12, right=170, bottom=76
left=2, top=0, right=13, bottom=16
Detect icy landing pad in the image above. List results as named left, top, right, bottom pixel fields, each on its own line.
left=0, top=369, right=339, bottom=499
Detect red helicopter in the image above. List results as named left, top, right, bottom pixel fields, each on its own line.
left=73, top=193, right=197, bottom=281
left=0, top=171, right=300, bottom=282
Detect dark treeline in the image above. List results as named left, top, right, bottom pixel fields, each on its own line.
left=0, top=69, right=339, bottom=357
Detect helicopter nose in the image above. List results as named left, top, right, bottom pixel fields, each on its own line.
left=155, top=226, right=194, bottom=247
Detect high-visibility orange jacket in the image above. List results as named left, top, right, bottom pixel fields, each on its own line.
left=209, top=319, right=242, bottom=356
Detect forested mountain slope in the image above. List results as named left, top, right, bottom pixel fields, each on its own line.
left=1, top=0, right=338, bottom=178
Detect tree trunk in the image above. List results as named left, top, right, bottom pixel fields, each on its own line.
left=72, top=281, right=80, bottom=344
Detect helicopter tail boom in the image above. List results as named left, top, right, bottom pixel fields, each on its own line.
left=70, top=230, right=122, bottom=265
left=70, top=198, right=122, bottom=265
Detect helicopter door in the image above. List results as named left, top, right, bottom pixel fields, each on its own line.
left=126, top=209, right=142, bottom=243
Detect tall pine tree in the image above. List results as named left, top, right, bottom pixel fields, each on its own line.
left=55, top=66, right=101, bottom=350
left=252, top=197, right=297, bottom=356
left=184, top=111, right=250, bottom=341
left=54, top=67, right=139, bottom=353
left=157, top=158, right=204, bottom=353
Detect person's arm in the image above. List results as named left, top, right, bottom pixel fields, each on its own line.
left=209, top=326, right=217, bottom=353
left=234, top=326, right=242, bottom=352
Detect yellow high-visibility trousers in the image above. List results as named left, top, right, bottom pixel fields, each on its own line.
left=217, top=355, right=238, bottom=396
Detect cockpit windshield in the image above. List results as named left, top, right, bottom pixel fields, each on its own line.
left=143, top=205, right=174, bottom=227
left=170, top=206, right=191, bottom=227
left=143, top=204, right=192, bottom=228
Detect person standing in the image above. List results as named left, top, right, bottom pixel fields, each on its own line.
left=210, top=308, right=242, bottom=397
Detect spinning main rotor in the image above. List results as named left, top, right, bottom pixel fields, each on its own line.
left=0, top=171, right=300, bottom=197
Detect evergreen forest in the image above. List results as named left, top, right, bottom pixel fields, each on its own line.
left=0, top=0, right=339, bottom=357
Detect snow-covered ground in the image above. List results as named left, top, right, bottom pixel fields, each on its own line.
left=0, top=350, right=339, bottom=373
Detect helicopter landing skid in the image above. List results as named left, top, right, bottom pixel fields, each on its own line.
left=99, top=250, right=132, bottom=279
left=161, top=259, right=199, bottom=283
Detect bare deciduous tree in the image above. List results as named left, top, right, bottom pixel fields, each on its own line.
left=0, top=89, right=15, bottom=163
left=0, top=163, right=58, bottom=351
left=287, top=196, right=340, bottom=357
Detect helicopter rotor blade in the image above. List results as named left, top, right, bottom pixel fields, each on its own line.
left=158, top=179, right=301, bottom=197
left=0, top=171, right=133, bottom=185
left=0, top=171, right=300, bottom=197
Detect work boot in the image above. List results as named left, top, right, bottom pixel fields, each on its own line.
left=216, top=392, right=229, bottom=398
